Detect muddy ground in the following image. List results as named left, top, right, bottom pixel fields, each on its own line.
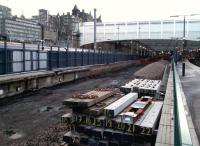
left=0, top=65, right=142, bottom=146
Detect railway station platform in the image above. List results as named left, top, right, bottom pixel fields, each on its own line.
left=155, top=71, right=174, bottom=146
left=0, top=60, right=139, bottom=99
left=177, top=61, right=200, bottom=144
left=156, top=61, right=199, bottom=146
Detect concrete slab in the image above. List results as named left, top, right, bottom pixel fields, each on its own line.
left=155, top=71, right=174, bottom=146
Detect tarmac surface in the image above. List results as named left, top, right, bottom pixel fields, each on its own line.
left=177, top=61, right=200, bottom=142
left=0, top=65, right=142, bottom=146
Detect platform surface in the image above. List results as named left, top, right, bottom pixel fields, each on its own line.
left=156, top=61, right=200, bottom=146
left=177, top=61, right=200, bottom=145
left=155, top=71, right=174, bottom=146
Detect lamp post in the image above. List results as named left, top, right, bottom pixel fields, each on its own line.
left=93, top=9, right=97, bottom=64
left=7, top=31, right=11, bottom=42
left=170, top=14, right=200, bottom=76
left=116, top=26, right=120, bottom=62
left=117, top=25, right=120, bottom=42
left=72, top=17, right=80, bottom=66
left=138, top=23, right=141, bottom=39
left=94, top=8, right=97, bottom=51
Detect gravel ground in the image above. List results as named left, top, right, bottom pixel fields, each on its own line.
left=134, top=60, right=169, bottom=80
left=0, top=65, right=142, bottom=146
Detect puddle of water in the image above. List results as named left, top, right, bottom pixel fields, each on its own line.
left=39, top=105, right=64, bottom=113
left=4, top=129, right=15, bottom=136
left=4, top=129, right=24, bottom=140
left=9, top=133, right=24, bottom=139
left=39, top=106, right=53, bottom=113
left=111, top=80, right=119, bottom=86
left=53, top=105, right=64, bottom=111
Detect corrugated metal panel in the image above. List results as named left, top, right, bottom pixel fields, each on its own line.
left=0, top=50, right=4, bottom=62
left=13, top=51, right=23, bottom=62
left=13, top=62, right=23, bottom=72
left=25, top=61, right=31, bottom=71
left=0, top=64, right=4, bottom=74
left=40, top=61, right=47, bottom=69
left=39, top=52, right=47, bottom=60
left=25, top=52, right=31, bottom=60
left=7, top=63, right=12, bottom=73
left=83, top=53, right=88, bottom=65
left=33, top=61, right=38, bottom=70
left=32, top=52, right=38, bottom=60
left=89, top=52, right=94, bottom=65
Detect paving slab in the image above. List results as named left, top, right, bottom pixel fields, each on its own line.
left=155, top=71, right=174, bottom=146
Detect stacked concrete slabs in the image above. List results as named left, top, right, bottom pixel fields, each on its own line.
left=121, top=79, right=161, bottom=97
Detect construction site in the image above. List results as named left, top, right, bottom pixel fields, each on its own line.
left=0, top=57, right=172, bottom=146
left=1, top=5, right=200, bottom=146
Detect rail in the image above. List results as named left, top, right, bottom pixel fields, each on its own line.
left=172, top=60, right=193, bottom=146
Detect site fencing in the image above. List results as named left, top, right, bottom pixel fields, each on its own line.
left=0, top=41, right=137, bottom=75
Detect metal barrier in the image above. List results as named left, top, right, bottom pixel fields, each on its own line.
left=172, top=60, right=193, bottom=146
left=0, top=42, right=48, bottom=74
left=47, top=51, right=135, bottom=70
left=0, top=41, right=137, bottom=75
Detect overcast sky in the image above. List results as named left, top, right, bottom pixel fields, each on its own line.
left=1, top=0, right=200, bottom=22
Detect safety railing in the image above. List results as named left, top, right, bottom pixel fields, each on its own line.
left=172, top=60, right=193, bottom=146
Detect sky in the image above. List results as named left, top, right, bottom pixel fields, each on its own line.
left=1, top=0, right=200, bottom=22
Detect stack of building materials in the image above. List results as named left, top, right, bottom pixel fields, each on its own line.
left=72, top=91, right=124, bottom=116
left=61, top=88, right=163, bottom=146
left=104, top=92, right=138, bottom=118
left=63, top=88, right=117, bottom=108
left=139, top=79, right=161, bottom=95
left=120, top=78, right=145, bottom=93
left=121, top=78, right=161, bottom=96
left=119, top=96, right=153, bottom=124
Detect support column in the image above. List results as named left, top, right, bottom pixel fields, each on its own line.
left=149, top=21, right=151, bottom=39
left=22, top=42, right=25, bottom=72
left=93, top=8, right=97, bottom=51
left=4, top=40, right=7, bottom=74
left=161, top=21, right=163, bottom=39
